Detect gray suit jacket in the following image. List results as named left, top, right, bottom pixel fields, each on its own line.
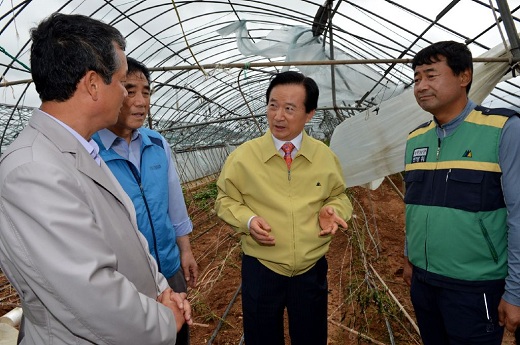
left=0, top=110, right=177, bottom=344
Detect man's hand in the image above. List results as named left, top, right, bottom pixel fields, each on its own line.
left=157, top=288, right=193, bottom=331
left=318, top=206, right=348, bottom=236
left=403, top=257, right=413, bottom=286
left=249, top=216, right=275, bottom=245
left=498, top=298, right=520, bottom=332
left=178, top=235, right=199, bottom=288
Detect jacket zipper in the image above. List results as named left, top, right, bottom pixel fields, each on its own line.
left=436, top=137, right=441, bottom=160
left=426, top=136, right=442, bottom=269
left=126, top=161, right=162, bottom=272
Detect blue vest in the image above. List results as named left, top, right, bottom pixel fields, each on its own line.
left=93, top=128, right=180, bottom=279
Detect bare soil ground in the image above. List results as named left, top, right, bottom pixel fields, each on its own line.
left=186, top=174, right=418, bottom=345
left=0, top=175, right=516, bottom=344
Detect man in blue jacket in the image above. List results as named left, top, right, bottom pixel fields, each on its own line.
left=93, top=57, right=198, bottom=345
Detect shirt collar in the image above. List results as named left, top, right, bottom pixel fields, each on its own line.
left=41, top=110, right=101, bottom=165
left=272, top=132, right=303, bottom=152
left=434, top=99, right=476, bottom=137
left=97, top=128, right=141, bottom=150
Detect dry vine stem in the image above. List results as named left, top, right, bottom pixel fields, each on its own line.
left=369, top=263, right=420, bottom=335
left=329, top=319, right=388, bottom=345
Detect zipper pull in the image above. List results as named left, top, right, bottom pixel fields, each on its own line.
left=436, top=137, right=441, bottom=160
left=288, top=169, right=291, bottom=181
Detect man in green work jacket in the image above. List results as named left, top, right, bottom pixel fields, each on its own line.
left=215, top=71, right=353, bottom=345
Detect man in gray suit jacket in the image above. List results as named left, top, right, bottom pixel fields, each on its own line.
left=0, top=13, right=191, bottom=344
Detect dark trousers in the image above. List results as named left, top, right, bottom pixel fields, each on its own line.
left=168, top=269, right=190, bottom=345
left=241, top=255, right=328, bottom=345
left=410, top=270, right=504, bottom=345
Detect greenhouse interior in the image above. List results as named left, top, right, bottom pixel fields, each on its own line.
left=1, top=0, right=520, bottom=344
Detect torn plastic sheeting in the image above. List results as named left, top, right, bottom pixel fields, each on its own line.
left=330, top=40, right=513, bottom=188
left=217, top=20, right=403, bottom=107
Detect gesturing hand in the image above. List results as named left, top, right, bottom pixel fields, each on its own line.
left=318, top=206, right=348, bottom=236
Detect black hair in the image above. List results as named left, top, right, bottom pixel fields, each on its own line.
left=265, top=71, right=319, bottom=113
left=412, top=41, right=473, bottom=94
left=127, top=56, right=151, bottom=84
left=30, top=13, right=126, bottom=102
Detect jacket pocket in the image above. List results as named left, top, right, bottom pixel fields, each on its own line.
left=404, top=170, right=424, bottom=183
left=478, top=219, right=498, bottom=264
left=446, top=169, right=484, bottom=212
left=404, top=170, right=424, bottom=205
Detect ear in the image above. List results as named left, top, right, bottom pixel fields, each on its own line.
left=460, top=69, right=472, bottom=88
left=82, top=71, right=101, bottom=101
left=305, top=109, right=316, bottom=123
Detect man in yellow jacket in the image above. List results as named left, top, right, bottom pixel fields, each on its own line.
left=215, top=71, right=352, bottom=345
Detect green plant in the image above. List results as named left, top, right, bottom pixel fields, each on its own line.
left=193, top=182, right=218, bottom=210
left=190, top=295, right=219, bottom=323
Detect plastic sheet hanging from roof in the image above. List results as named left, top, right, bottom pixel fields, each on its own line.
left=330, top=40, right=514, bottom=189
left=217, top=20, right=405, bottom=108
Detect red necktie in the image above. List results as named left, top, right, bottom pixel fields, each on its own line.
left=281, top=142, right=295, bottom=170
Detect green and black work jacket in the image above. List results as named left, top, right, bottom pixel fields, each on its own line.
left=404, top=106, right=512, bottom=281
